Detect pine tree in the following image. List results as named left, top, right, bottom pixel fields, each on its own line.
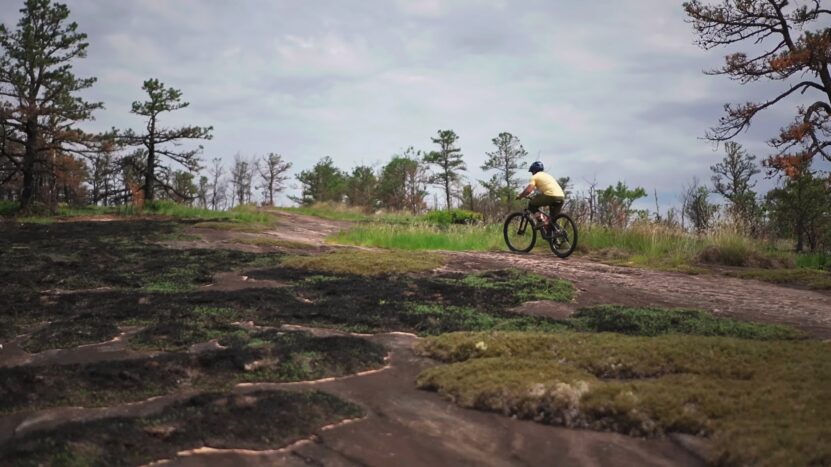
left=120, top=79, right=212, bottom=202
left=0, top=0, right=103, bottom=210
left=480, top=132, right=527, bottom=208
left=424, top=129, right=465, bottom=209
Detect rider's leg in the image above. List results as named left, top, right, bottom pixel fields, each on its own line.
left=530, top=195, right=560, bottom=226
left=528, top=194, right=545, bottom=217
left=548, top=198, right=564, bottom=218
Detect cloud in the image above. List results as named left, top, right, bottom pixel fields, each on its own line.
left=0, top=0, right=800, bottom=207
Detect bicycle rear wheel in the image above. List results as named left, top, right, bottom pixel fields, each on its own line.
left=504, top=212, right=536, bottom=252
left=549, top=213, right=577, bottom=258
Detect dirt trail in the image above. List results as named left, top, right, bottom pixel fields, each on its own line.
left=263, top=209, right=351, bottom=246
left=448, top=252, right=831, bottom=338
left=269, top=210, right=831, bottom=338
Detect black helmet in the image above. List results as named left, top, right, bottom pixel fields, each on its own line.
left=529, top=161, right=544, bottom=174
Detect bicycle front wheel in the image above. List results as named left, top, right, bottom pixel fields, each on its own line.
left=549, top=213, right=577, bottom=258
left=504, top=212, right=536, bottom=253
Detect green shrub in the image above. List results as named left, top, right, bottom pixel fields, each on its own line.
left=0, top=200, right=19, bottom=216
left=796, top=252, right=831, bottom=270
left=421, top=209, right=483, bottom=225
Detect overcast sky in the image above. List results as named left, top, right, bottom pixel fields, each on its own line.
left=1, top=0, right=823, bottom=207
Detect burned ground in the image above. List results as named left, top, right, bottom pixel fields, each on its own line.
left=0, top=218, right=584, bottom=465
left=0, top=220, right=280, bottom=294
left=1, top=390, right=362, bottom=467
left=1, top=329, right=386, bottom=414
left=2, top=216, right=822, bottom=466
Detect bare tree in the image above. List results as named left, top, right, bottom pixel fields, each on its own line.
left=196, top=175, right=208, bottom=209
left=685, top=0, right=831, bottom=175
left=682, top=177, right=718, bottom=233
left=88, top=147, right=118, bottom=206
left=208, top=157, right=225, bottom=210
left=229, top=154, right=256, bottom=206
left=257, top=153, right=292, bottom=206
left=585, top=177, right=598, bottom=225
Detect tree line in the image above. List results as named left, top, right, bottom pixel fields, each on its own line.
left=0, top=0, right=827, bottom=253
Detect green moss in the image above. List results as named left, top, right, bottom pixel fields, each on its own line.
left=404, top=304, right=568, bottom=335
left=232, top=237, right=315, bottom=249
left=566, top=305, right=804, bottom=340
left=451, top=270, right=574, bottom=303
left=727, top=267, right=831, bottom=290
left=281, top=249, right=445, bottom=276
left=417, top=332, right=831, bottom=466
left=192, top=221, right=272, bottom=232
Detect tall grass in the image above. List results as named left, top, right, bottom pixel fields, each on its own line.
left=281, top=203, right=374, bottom=222
left=579, top=224, right=794, bottom=269
left=332, top=222, right=507, bottom=251
left=579, top=225, right=703, bottom=267
left=5, top=200, right=272, bottom=225
left=280, top=202, right=420, bottom=223
left=142, top=201, right=272, bottom=223
left=282, top=202, right=480, bottom=226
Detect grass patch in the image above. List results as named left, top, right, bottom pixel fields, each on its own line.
left=192, top=221, right=272, bottom=232
left=726, top=267, right=831, bottom=290
left=420, top=209, right=482, bottom=225
left=280, top=201, right=419, bottom=223
left=7, top=201, right=275, bottom=225
left=331, top=223, right=506, bottom=251
left=0, top=390, right=362, bottom=466
left=281, top=249, right=445, bottom=276
left=282, top=203, right=374, bottom=222
left=403, top=304, right=568, bottom=334
left=447, top=269, right=573, bottom=303
left=144, top=202, right=273, bottom=223
left=796, top=252, right=830, bottom=270
left=567, top=305, right=804, bottom=340
left=417, top=332, right=831, bottom=466
left=232, top=237, right=315, bottom=249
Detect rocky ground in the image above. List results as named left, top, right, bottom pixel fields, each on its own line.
left=0, top=211, right=827, bottom=466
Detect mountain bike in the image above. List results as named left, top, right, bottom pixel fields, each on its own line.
left=503, top=202, right=578, bottom=258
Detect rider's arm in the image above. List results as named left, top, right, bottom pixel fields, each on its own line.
left=516, top=183, right=534, bottom=200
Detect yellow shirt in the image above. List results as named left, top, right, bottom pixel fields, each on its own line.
left=530, top=172, right=564, bottom=198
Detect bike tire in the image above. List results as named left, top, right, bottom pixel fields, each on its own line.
left=503, top=212, right=537, bottom=253
left=549, top=213, right=578, bottom=258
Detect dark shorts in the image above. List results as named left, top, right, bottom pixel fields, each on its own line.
left=529, top=194, right=564, bottom=216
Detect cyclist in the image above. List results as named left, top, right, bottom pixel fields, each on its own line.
left=515, top=161, right=565, bottom=231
